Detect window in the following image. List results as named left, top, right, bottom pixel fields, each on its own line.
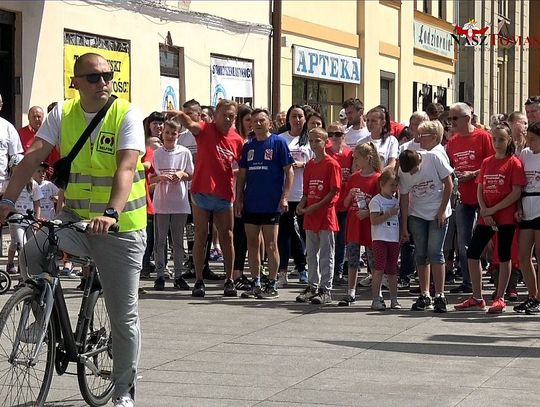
left=498, top=0, right=508, bottom=17
left=423, top=0, right=431, bottom=14
left=159, top=44, right=184, bottom=110
left=292, top=77, right=343, bottom=124
left=438, top=0, right=446, bottom=20
left=380, top=71, right=395, bottom=118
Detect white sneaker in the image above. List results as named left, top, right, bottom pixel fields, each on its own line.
left=358, top=274, right=372, bottom=287
left=390, top=298, right=402, bottom=309
left=114, top=395, right=134, bottom=407
left=276, top=271, right=288, bottom=288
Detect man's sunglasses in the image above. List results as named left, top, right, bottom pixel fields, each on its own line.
left=75, top=72, right=114, bottom=83
left=448, top=115, right=469, bottom=121
left=328, top=132, right=344, bottom=137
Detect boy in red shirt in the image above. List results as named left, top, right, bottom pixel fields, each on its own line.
left=295, top=128, right=341, bottom=304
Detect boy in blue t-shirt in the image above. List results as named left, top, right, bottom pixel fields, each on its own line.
left=235, top=108, right=294, bottom=299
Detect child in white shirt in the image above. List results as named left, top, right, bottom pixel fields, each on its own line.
left=150, top=120, right=193, bottom=291
left=6, top=154, right=42, bottom=275
left=33, top=162, right=59, bottom=221
left=369, top=169, right=400, bottom=310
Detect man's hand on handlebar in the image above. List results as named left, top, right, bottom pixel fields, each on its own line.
left=88, top=216, right=118, bottom=235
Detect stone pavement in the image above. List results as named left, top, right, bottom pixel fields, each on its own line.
left=1, top=261, right=540, bottom=407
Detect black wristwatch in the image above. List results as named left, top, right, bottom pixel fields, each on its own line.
left=103, top=208, right=119, bottom=222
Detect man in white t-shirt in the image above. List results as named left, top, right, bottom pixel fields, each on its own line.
left=0, top=94, right=24, bottom=193
left=343, top=98, right=370, bottom=149
left=0, top=53, right=145, bottom=407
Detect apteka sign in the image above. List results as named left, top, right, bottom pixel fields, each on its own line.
left=293, top=45, right=361, bottom=84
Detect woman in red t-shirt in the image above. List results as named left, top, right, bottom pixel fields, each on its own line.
left=455, top=124, right=526, bottom=313
left=337, top=142, right=381, bottom=306
left=326, top=122, right=353, bottom=284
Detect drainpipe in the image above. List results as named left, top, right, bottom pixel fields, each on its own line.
left=271, top=0, right=282, bottom=116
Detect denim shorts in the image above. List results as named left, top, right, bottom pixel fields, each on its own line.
left=346, top=243, right=374, bottom=270
left=191, top=193, right=233, bottom=213
left=408, top=215, right=448, bottom=265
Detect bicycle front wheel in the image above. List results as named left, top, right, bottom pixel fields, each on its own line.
left=0, top=286, right=56, bottom=407
left=77, top=288, right=114, bottom=406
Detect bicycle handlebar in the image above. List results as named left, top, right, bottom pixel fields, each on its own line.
left=7, top=211, right=120, bottom=233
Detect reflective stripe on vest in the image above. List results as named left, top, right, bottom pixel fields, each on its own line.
left=60, top=98, right=146, bottom=232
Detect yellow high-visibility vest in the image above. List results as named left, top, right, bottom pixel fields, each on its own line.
left=60, top=98, right=146, bottom=232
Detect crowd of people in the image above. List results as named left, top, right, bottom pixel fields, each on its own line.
left=0, top=52, right=540, bottom=406
left=137, top=93, right=540, bottom=316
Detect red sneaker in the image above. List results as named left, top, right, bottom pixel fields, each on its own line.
left=488, top=297, right=506, bottom=314
left=454, top=297, right=486, bottom=311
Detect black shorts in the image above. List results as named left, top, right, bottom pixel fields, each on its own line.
left=243, top=212, right=280, bottom=225
left=520, top=216, right=540, bottom=230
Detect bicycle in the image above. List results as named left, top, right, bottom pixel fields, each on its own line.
left=0, top=211, right=118, bottom=406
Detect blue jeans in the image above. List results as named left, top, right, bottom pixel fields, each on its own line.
left=455, top=202, right=478, bottom=286
left=333, top=211, right=347, bottom=275
left=408, top=215, right=448, bottom=266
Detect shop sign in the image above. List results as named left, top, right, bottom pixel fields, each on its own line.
left=64, top=30, right=131, bottom=100
left=210, top=55, right=253, bottom=106
left=414, top=21, right=454, bottom=59
left=293, top=45, right=361, bottom=84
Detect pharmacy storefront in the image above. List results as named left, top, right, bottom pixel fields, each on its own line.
left=291, top=45, right=361, bottom=124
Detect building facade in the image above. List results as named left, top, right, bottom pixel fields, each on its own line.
left=0, top=0, right=272, bottom=127
left=456, top=0, right=530, bottom=123
left=529, top=0, right=539, bottom=96
left=0, top=0, right=533, bottom=128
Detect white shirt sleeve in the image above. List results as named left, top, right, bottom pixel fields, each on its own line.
left=388, top=136, right=399, bottom=159
left=36, top=102, right=62, bottom=147
left=432, top=152, right=453, bottom=180
left=7, top=123, right=23, bottom=155
left=185, top=149, right=194, bottom=176
left=368, top=195, right=382, bottom=213
left=118, top=107, right=145, bottom=153
left=398, top=169, right=411, bottom=194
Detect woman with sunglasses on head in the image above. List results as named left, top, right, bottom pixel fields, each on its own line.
left=325, top=122, right=353, bottom=284
left=276, top=105, right=312, bottom=286
left=365, top=106, right=399, bottom=171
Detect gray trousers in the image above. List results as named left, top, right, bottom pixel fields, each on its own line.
left=154, top=213, right=188, bottom=279
left=19, top=209, right=146, bottom=400
left=306, top=230, right=335, bottom=292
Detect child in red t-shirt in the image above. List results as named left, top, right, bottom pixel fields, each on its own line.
left=325, top=122, right=353, bottom=284
left=337, top=142, right=381, bottom=306
left=295, top=128, right=341, bottom=305
left=455, top=124, right=526, bottom=313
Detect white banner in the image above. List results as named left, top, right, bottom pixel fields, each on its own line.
left=414, top=21, right=454, bottom=59
left=293, top=45, right=361, bottom=84
left=210, top=56, right=254, bottom=106
left=160, top=76, right=180, bottom=111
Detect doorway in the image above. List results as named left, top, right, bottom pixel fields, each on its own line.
left=0, top=10, right=15, bottom=124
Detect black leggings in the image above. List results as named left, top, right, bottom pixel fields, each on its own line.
left=233, top=215, right=248, bottom=272
left=277, top=201, right=306, bottom=271
left=466, top=224, right=515, bottom=263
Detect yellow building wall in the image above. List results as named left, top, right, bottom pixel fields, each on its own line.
left=281, top=1, right=357, bottom=35
left=1, top=0, right=271, bottom=125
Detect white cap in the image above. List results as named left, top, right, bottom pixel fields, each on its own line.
left=339, top=109, right=346, bottom=119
